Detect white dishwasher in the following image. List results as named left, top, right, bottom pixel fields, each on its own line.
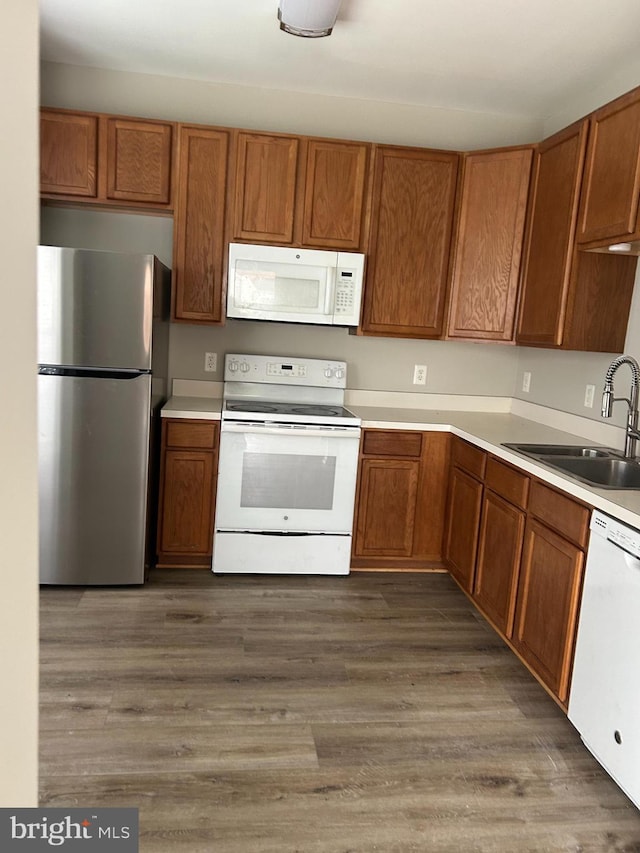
left=568, top=510, right=640, bottom=809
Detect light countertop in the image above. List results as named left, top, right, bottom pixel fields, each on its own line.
left=161, top=396, right=222, bottom=420
left=161, top=395, right=640, bottom=530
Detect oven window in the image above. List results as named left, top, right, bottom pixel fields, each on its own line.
left=240, top=452, right=336, bottom=510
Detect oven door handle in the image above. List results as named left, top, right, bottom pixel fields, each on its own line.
left=221, top=423, right=361, bottom=439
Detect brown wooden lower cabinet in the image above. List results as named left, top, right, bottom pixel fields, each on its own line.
left=444, top=466, right=484, bottom=591
left=474, top=489, right=526, bottom=637
left=444, top=444, right=590, bottom=709
left=512, top=519, right=585, bottom=705
left=351, top=429, right=450, bottom=569
left=156, top=418, right=219, bottom=568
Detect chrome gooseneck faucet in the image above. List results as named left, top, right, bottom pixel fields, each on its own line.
left=602, top=355, right=640, bottom=458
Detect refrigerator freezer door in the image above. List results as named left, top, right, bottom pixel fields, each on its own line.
left=37, top=246, right=157, bottom=371
left=38, top=372, right=151, bottom=584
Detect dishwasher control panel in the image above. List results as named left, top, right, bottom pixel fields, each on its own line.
left=593, top=511, right=640, bottom=559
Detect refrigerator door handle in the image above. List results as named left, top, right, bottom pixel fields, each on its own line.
left=38, top=366, right=150, bottom=379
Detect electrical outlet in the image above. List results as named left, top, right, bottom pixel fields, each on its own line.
left=413, top=364, right=427, bottom=385
left=522, top=371, right=531, bottom=393
left=584, top=384, right=596, bottom=408
left=204, top=352, right=217, bottom=373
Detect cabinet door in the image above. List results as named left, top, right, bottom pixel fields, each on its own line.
left=40, top=110, right=98, bottom=198
left=361, top=146, right=459, bottom=338
left=444, top=466, right=483, bottom=593
left=301, top=139, right=369, bottom=250
left=579, top=87, right=640, bottom=244
left=173, top=126, right=230, bottom=323
left=447, top=147, right=532, bottom=341
left=474, top=490, right=525, bottom=637
left=353, top=458, right=419, bottom=557
left=158, top=449, right=215, bottom=555
left=232, top=131, right=299, bottom=243
left=517, top=121, right=589, bottom=346
left=513, top=519, right=584, bottom=704
left=106, top=118, right=173, bottom=206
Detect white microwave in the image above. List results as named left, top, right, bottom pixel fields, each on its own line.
left=226, top=243, right=365, bottom=326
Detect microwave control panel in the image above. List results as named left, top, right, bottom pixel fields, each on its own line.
left=335, top=269, right=357, bottom=315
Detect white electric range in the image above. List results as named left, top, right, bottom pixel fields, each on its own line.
left=212, top=354, right=362, bottom=576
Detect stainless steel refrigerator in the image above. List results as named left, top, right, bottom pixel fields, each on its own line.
left=37, top=246, right=170, bottom=584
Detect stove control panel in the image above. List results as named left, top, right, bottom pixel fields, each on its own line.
left=267, top=362, right=307, bottom=378
left=224, top=354, right=348, bottom=388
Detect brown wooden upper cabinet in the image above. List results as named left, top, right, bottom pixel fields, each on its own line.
left=361, top=145, right=459, bottom=338
left=517, top=120, right=637, bottom=351
left=40, top=110, right=98, bottom=198
left=173, top=125, right=230, bottom=324
left=578, top=86, right=640, bottom=247
left=105, top=118, right=173, bottom=206
left=231, top=130, right=300, bottom=243
left=301, top=139, right=370, bottom=250
left=447, top=146, right=532, bottom=342
left=230, top=130, right=370, bottom=250
left=40, top=108, right=175, bottom=211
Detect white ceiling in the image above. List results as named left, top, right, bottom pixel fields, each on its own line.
left=39, top=0, right=640, bottom=120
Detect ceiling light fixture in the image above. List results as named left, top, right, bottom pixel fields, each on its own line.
left=278, top=0, right=343, bottom=38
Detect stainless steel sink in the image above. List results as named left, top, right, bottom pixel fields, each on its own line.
left=537, top=456, right=640, bottom=489
left=502, top=442, right=640, bottom=489
left=503, top=443, right=615, bottom=458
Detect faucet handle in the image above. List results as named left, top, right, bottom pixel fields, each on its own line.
left=601, top=386, right=614, bottom=418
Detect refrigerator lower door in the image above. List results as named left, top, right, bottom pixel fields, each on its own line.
left=38, top=371, right=151, bottom=584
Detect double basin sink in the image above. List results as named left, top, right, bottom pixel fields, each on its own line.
left=502, top=443, right=640, bottom=490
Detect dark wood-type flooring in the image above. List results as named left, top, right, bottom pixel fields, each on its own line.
left=40, top=570, right=640, bottom=852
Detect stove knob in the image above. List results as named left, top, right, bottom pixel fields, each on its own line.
left=324, top=367, right=334, bottom=379
left=335, top=368, right=345, bottom=380
left=240, top=361, right=250, bottom=373
left=228, top=360, right=239, bottom=373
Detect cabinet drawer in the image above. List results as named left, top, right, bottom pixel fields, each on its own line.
left=361, top=430, right=422, bottom=458
left=485, top=457, right=529, bottom=509
left=165, top=419, right=218, bottom=450
left=452, top=438, right=486, bottom=479
left=529, top=481, right=590, bottom=547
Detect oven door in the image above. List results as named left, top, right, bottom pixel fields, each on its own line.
left=216, top=422, right=361, bottom=533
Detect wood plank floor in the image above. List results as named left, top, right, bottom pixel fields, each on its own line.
left=40, top=570, right=640, bottom=852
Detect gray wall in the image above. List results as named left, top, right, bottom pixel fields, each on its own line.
left=1, top=0, right=39, bottom=806
left=41, top=61, right=542, bottom=150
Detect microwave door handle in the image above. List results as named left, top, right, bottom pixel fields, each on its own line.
left=324, top=266, right=336, bottom=316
